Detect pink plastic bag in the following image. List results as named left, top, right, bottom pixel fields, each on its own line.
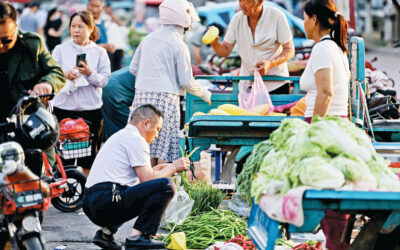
left=238, top=69, right=274, bottom=112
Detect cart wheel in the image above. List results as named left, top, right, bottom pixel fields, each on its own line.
left=22, top=235, right=44, bottom=250
left=51, top=168, right=86, bottom=212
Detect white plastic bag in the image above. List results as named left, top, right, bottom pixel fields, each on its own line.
left=160, top=184, right=194, bottom=229
left=59, top=69, right=89, bottom=95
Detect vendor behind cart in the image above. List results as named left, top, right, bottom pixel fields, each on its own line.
left=209, top=0, right=295, bottom=93
left=299, top=0, right=350, bottom=249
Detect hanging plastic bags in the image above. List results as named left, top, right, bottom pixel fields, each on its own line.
left=238, top=69, right=274, bottom=113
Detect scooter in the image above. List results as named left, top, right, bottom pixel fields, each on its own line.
left=0, top=94, right=67, bottom=249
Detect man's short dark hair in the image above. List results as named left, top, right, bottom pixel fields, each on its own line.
left=130, top=104, right=163, bottom=123
left=0, top=2, right=17, bottom=24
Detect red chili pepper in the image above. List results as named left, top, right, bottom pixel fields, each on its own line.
left=390, top=162, right=400, bottom=168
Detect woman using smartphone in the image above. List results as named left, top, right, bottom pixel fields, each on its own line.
left=51, top=10, right=111, bottom=176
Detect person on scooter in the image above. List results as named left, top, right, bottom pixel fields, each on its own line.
left=0, top=2, right=65, bottom=124
left=84, top=104, right=189, bottom=249
left=0, top=2, right=65, bottom=176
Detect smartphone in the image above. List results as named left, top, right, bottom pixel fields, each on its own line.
left=76, top=53, right=86, bottom=67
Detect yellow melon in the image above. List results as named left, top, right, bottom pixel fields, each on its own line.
left=217, top=104, right=245, bottom=115
left=193, top=112, right=206, bottom=116
left=240, top=111, right=261, bottom=116
left=249, top=104, right=271, bottom=115
left=266, top=112, right=286, bottom=116
left=208, top=109, right=230, bottom=115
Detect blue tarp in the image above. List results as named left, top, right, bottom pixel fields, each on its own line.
left=101, top=67, right=135, bottom=140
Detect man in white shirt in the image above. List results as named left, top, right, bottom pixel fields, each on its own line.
left=210, top=0, right=295, bottom=93
left=83, top=104, right=190, bottom=250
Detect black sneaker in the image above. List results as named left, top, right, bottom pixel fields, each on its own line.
left=125, top=234, right=165, bottom=249
left=93, top=229, right=122, bottom=250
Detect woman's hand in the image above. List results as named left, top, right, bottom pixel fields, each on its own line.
left=255, top=60, right=272, bottom=75
left=75, top=61, right=92, bottom=77
left=65, top=69, right=80, bottom=81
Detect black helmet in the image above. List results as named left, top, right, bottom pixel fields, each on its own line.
left=15, top=107, right=59, bottom=152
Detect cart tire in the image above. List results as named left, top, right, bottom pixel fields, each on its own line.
left=22, top=235, right=44, bottom=250
left=51, top=168, right=86, bottom=212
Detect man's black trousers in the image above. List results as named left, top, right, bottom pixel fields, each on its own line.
left=83, top=178, right=175, bottom=235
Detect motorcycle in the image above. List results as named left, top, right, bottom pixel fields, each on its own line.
left=0, top=94, right=67, bottom=249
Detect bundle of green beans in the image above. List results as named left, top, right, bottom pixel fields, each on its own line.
left=235, top=140, right=274, bottom=205
left=179, top=146, right=225, bottom=215
left=186, top=181, right=226, bottom=215
left=161, top=208, right=248, bottom=249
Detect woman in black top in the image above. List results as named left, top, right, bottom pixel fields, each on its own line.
left=44, top=8, right=63, bottom=52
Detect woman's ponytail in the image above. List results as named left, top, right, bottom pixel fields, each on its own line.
left=90, top=25, right=99, bottom=42
left=331, top=13, right=348, bottom=54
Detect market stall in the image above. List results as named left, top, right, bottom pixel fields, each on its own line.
left=245, top=37, right=400, bottom=249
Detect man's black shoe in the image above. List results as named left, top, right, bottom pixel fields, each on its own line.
left=93, top=229, right=122, bottom=250
left=125, top=234, right=165, bottom=249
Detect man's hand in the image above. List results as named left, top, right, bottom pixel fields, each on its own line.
left=153, top=163, right=170, bottom=171
left=65, top=69, right=80, bottom=81
left=172, top=157, right=190, bottom=172
left=33, top=83, right=52, bottom=95
left=75, top=61, right=93, bottom=77
left=255, top=60, right=272, bottom=75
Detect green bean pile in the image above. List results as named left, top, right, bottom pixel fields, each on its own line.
left=235, top=140, right=274, bottom=204
left=162, top=208, right=248, bottom=249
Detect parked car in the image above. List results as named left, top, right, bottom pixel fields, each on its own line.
left=196, top=1, right=311, bottom=48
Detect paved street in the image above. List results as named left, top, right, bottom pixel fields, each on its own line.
left=43, top=207, right=137, bottom=249
left=366, top=47, right=400, bottom=95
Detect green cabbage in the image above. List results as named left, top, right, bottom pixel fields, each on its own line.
left=269, top=118, right=309, bottom=151
left=308, top=120, right=372, bottom=161
left=249, top=116, right=400, bottom=203
left=330, top=154, right=377, bottom=189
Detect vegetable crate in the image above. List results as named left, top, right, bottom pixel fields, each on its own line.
left=186, top=75, right=304, bottom=162
left=248, top=190, right=400, bottom=250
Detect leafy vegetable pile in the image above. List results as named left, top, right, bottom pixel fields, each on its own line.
left=161, top=208, right=248, bottom=249
left=247, top=116, right=400, bottom=202
left=235, top=140, right=274, bottom=205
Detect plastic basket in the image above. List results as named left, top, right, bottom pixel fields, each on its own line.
left=57, top=132, right=93, bottom=159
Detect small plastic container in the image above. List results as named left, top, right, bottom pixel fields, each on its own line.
left=202, top=26, right=219, bottom=45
